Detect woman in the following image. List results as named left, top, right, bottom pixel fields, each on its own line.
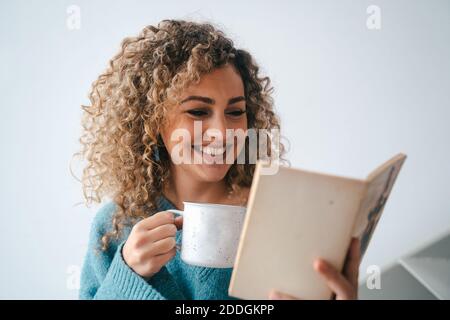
left=78, top=19, right=360, bottom=300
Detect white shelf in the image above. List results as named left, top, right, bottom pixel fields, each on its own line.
left=400, top=256, right=450, bottom=300
left=359, top=231, right=450, bottom=300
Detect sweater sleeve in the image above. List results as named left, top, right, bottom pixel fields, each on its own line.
left=79, top=202, right=185, bottom=300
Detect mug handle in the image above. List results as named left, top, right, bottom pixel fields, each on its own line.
left=166, top=209, right=183, bottom=252
left=167, top=209, right=183, bottom=216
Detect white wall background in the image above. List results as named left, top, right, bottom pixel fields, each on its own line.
left=1, top=0, right=449, bottom=299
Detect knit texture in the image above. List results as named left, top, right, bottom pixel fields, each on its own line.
left=79, top=196, right=242, bottom=300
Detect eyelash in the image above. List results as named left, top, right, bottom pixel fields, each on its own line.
left=187, top=109, right=247, bottom=117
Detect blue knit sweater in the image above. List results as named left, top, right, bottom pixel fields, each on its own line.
left=79, top=196, right=241, bottom=300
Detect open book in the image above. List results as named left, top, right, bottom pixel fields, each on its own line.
left=228, top=153, right=407, bottom=300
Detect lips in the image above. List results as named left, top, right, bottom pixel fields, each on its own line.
left=191, top=144, right=233, bottom=159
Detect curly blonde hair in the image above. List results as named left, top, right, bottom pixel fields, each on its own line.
left=77, top=19, right=286, bottom=251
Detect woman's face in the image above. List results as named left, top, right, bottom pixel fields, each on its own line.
left=161, top=63, right=248, bottom=183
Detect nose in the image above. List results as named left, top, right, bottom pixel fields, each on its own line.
left=203, top=113, right=227, bottom=145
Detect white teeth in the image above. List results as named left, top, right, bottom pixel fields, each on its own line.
left=203, top=146, right=225, bottom=156
left=192, top=145, right=226, bottom=156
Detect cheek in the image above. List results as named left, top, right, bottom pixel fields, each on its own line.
left=228, top=116, right=248, bottom=131
left=161, top=119, right=195, bottom=152
left=233, top=118, right=248, bottom=145
left=228, top=117, right=248, bottom=153
left=241, top=117, right=248, bottom=131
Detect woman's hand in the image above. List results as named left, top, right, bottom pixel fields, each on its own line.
left=269, top=237, right=361, bottom=300
left=122, top=211, right=183, bottom=280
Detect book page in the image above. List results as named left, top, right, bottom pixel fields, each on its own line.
left=351, top=153, right=407, bottom=258
left=229, top=162, right=366, bottom=300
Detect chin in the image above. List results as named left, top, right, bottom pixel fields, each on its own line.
left=194, top=163, right=232, bottom=182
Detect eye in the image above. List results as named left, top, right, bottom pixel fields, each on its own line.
left=187, top=109, right=209, bottom=117
left=226, top=109, right=247, bottom=117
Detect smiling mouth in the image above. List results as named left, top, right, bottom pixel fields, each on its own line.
left=191, top=144, right=234, bottom=158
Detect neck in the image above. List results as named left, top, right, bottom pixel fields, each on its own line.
left=162, top=165, right=230, bottom=210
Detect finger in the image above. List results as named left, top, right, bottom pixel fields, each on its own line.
left=174, top=215, right=183, bottom=230
left=151, top=247, right=177, bottom=266
left=314, top=259, right=355, bottom=300
left=343, top=238, right=361, bottom=287
left=135, top=211, right=176, bottom=231
left=268, top=289, right=300, bottom=300
left=143, top=248, right=177, bottom=279
left=146, top=223, right=177, bottom=242
left=144, top=236, right=177, bottom=257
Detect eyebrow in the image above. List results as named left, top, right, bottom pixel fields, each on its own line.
left=180, top=95, right=245, bottom=105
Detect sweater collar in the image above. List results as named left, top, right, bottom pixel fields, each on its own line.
left=155, top=194, right=177, bottom=211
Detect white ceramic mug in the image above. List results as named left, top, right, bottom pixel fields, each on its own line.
left=167, top=202, right=246, bottom=268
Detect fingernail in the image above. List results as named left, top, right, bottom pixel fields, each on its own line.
left=316, top=260, right=328, bottom=272
left=314, top=259, right=321, bottom=270
left=269, top=290, right=281, bottom=300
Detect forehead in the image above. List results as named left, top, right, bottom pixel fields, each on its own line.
left=182, top=64, right=244, bottom=97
